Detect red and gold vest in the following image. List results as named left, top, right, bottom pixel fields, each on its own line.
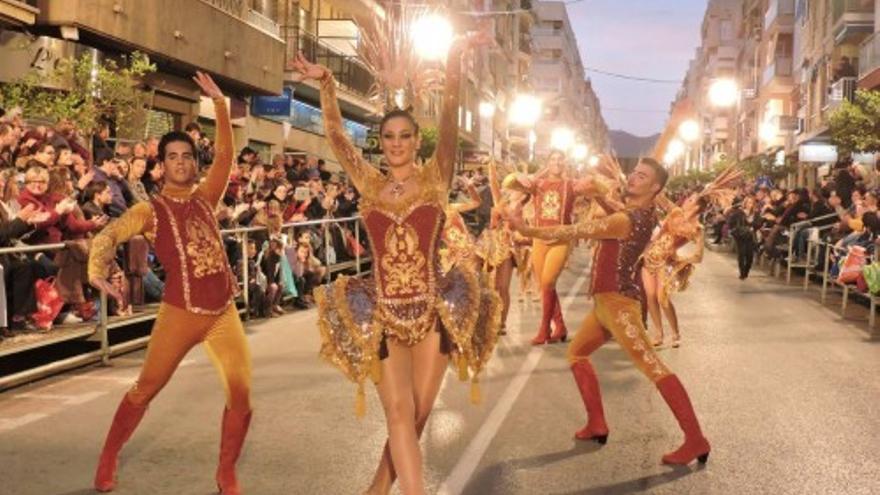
left=534, top=179, right=575, bottom=227
left=152, top=194, right=236, bottom=315
left=590, top=207, right=657, bottom=299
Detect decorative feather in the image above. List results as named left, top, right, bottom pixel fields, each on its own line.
left=355, top=1, right=447, bottom=114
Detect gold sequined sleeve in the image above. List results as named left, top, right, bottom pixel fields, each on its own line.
left=434, top=43, right=466, bottom=188
left=88, top=202, right=154, bottom=281
left=319, top=73, right=381, bottom=192
left=197, top=97, right=233, bottom=207
left=519, top=211, right=632, bottom=242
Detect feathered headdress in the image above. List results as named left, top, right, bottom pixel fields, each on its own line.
left=694, top=164, right=744, bottom=211
left=356, top=1, right=447, bottom=114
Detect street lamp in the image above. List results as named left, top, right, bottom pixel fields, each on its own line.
left=708, top=79, right=739, bottom=108
left=588, top=155, right=600, bottom=167
left=678, top=119, right=700, bottom=143
left=479, top=101, right=496, bottom=118
left=759, top=121, right=778, bottom=143
left=572, top=143, right=589, bottom=162
left=550, top=127, right=575, bottom=152
left=479, top=101, right=497, bottom=159
left=509, top=94, right=542, bottom=126
left=412, top=14, right=454, bottom=61
left=667, top=138, right=686, bottom=158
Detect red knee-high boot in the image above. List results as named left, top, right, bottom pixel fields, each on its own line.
left=549, top=291, right=568, bottom=343
left=216, top=408, right=252, bottom=495
left=532, top=288, right=556, bottom=345
left=571, top=361, right=608, bottom=443
left=94, top=395, right=148, bottom=492
left=656, top=375, right=710, bottom=465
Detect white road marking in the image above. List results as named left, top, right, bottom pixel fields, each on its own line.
left=436, top=269, right=590, bottom=495
left=13, top=391, right=108, bottom=405
left=0, top=413, right=49, bottom=433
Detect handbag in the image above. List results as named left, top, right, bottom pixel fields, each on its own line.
left=30, top=277, right=64, bottom=330
left=344, top=227, right=366, bottom=257
left=837, top=246, right=867, bottom=284
left=862, top=261, right=880, bottom=295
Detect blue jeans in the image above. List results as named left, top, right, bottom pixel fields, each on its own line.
left=143, top=269, right=165, bottom=301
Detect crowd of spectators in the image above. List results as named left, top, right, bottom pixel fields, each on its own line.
left=0, top=106, right=364, bottom=340
left=702, top=158, right=880, bottom=282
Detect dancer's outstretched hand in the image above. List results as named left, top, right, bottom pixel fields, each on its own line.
left=193, top=71, right=224, bottom=99
left=89, top=277, right=126, bottom=312
left=290, top=52, right=329, bottom=82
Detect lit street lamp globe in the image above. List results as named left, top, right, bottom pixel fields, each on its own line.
left=479, top=101, right=496, bottom=118
left=509, top=94, right=542, bottom=126
left=588, top=155, right=600, bottom=167
left=667, top=139, right=686, bottom=158
left=412, top=14, right=454, bottom=61
left=572, top=144, right=589, bottom=161
left=709, top=79, right=739, bottom=108
left=759, top=122, right=778, bottom=143
left=678, top=120, right=700, bottom=143
left=551, top=127, right=575, bottom=152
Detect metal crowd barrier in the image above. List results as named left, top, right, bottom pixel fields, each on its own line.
left=0, top=216, right=369, bottom=391
left=785, top=213, right=839, bottom=284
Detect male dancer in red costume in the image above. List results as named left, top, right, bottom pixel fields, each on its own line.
left=89, top=72, right=251, bottom=494
left=509, top=157, right=711, bottom=465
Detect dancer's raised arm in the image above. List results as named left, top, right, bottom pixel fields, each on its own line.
left=291, top=53, right=380, bottom=191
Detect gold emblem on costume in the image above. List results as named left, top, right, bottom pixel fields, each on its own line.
left=184, top=217, right=227, bottom=278
left=541, top=191, right=561, bottom=220
left=381, top=223, right=428, bottom=296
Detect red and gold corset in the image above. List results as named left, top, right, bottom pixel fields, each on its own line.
left=534, top=179, right=575, bottom=227
left=152, top=194, right=236, bottom=314
left=591, top=206, right=658, bottom=299
left=362, top=203, right=445, bottom=345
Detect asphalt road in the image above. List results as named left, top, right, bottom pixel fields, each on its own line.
left=1, top=247, right=879, bottom=495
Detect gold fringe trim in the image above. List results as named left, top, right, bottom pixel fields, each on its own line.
left=470, top=379, right=481, bottom=405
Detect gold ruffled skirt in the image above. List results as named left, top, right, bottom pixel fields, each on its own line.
left=315, top=265, right=502, bottom=417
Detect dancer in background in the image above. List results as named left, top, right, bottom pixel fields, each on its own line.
left=292, top=25, right=500, bottom=495
left=642, top=166, right=742, bottom=347
left=509, top=158, right=711, bottom=466
left=89, top=72, right=252, bottom=495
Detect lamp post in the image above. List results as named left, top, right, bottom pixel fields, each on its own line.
left=678, top=119, right=700, bottom=172
left=479, top=101, right=497, bottom=160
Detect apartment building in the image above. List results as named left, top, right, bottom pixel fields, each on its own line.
left=529, top=0, right=606, bottom=159
left=658, top=0, right=876, bottom=184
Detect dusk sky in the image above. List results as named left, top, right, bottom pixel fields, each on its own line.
left=567, top=0, right=708, bottom=137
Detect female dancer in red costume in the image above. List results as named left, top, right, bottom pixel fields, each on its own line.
left=518, top=151, right=579, bottom=345
left=292, top=30, right=499, bottom=495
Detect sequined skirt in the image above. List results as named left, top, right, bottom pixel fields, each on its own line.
left=315, top=265, right=501, bottom=413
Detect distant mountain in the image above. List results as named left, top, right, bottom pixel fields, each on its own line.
left=609, top=130, right=660, bottom=159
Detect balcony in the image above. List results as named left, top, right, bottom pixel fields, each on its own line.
left=284, top=28, right=373, bottom=101
left=859, top=31, right=880, bottom=89
left=35, top=0, right=285, bottom=95
left=832, top=0, right=874, bottom=45
left=762, top=56, right=793, bottom=92
left=765, top=0, right=795, bottom=34
left=0, top=0, right=38, bottom=26
left=824, top=76, right=857, bottom=113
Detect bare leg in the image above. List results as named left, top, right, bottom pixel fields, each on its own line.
left=373, top=340, right=423, bottom=495
left=661, top=298, right=680, bottom=346
left=367, top=332, right=448, bottom=495
left=495, top=258, right=514, bottom=330
left=641, top=267, right=664, bottom=345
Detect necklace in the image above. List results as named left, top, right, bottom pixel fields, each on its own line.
left=388, top=173, right=414, bottom=199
